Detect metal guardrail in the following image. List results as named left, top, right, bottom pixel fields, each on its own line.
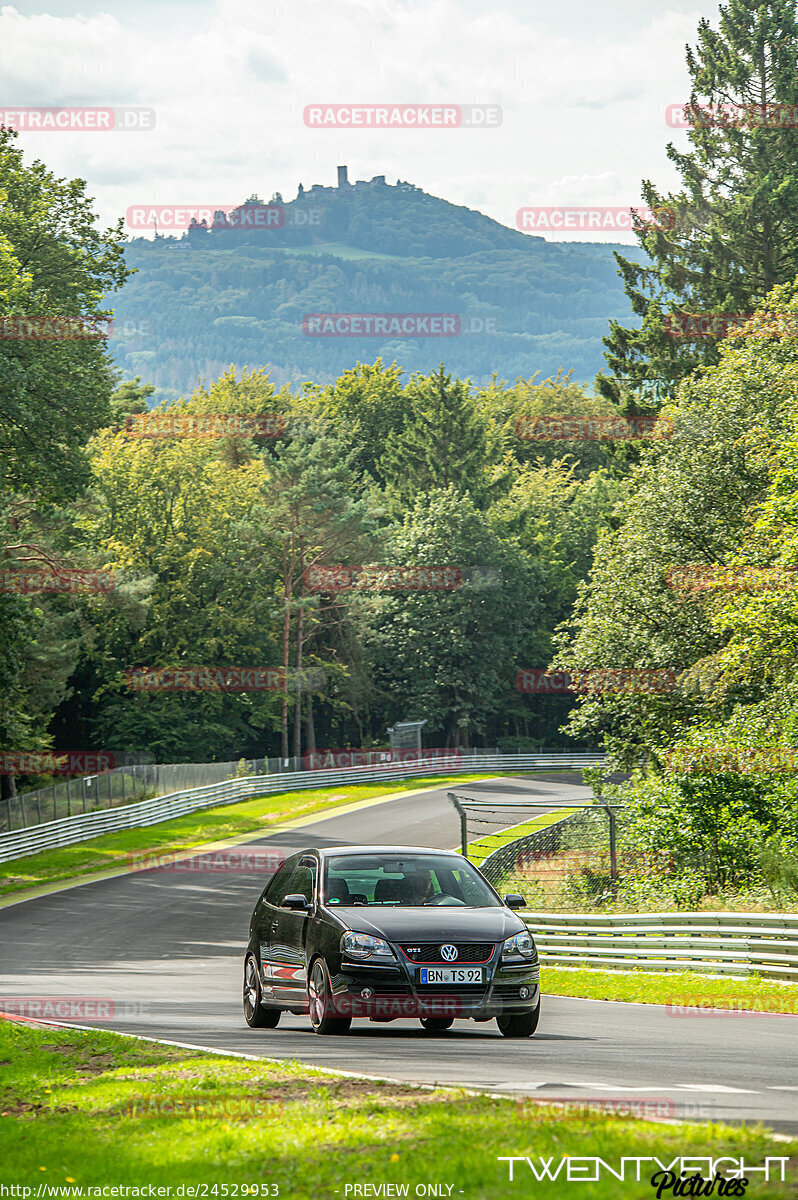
left=0, top=752, right=605, bottom=863
left=523, top=911, right=798, bottom=981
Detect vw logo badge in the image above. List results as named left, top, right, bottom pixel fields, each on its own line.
left=440, top=944, right=458, bottom=961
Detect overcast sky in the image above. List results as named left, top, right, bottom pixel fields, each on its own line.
left=2, top=0, right=724, bottom=243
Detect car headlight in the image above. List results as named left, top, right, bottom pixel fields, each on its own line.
left=341, top=931, right=394, bottom=959
left=503, top=931, right=536, bottom=958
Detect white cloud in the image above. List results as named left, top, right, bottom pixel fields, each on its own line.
left=0, top=0, right=721, bottom=242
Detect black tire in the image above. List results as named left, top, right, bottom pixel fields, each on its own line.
left=243, top=953, right=280, bottom=1029
left=419, top=1017, right=454, bottom=1032
left=308, top=958, right=351, bottom=1035
left=497, top=1001, right=540, bottom=1038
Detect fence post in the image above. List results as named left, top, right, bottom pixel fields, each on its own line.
left=66, top=776, right=71, bottom=817
left=448, top=792, right=469, bottom=856
left=121, top=769, right=126, bottom=804
left=36, top=790, right=42, bottom=824
left=599, top=797, right=618, bottom=885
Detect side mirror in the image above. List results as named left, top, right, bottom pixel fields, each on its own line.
left=282, top=894, right=311, bottom=912
left=504, top=893, right=526, bottom=910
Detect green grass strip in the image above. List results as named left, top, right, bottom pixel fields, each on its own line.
left=543, top=966, right=798, bottom=1010
left=0, top=1021, right=794, bottom=1195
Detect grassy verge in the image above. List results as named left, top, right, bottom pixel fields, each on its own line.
left=1, top=1021, right=795, bottom=1197
left=543, top=967, right=798, bottom=1010
left=0, top=774, right=494, bottom=899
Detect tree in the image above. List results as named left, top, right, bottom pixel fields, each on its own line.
left=371, top=488, right=540, bottom=747
left=0, top=130, right=130, bottom=797
left=308, top=359, right=407, bottom=485
left=263, top=420, right=381, bottom=756
left=600, top=0, right=798, bottom=405
left=379, top=365, right=503, bottom=508
left=557, top=282, right=798, bottom=766
left=0, top=128, right=131, bottom=500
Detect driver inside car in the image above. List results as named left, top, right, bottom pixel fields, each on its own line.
left=402, top=869, right=434, bottom=905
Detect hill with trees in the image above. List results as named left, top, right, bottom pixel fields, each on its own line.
left=111, top=172, right=645, bottom=397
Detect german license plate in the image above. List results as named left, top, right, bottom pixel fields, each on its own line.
left=418, top=967, right=483, bottom=985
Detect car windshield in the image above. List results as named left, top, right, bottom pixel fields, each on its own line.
left=323, top=854, right=501, bottom=908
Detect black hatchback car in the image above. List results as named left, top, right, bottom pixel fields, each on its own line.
left=243, top=845, right=540, bottom=1036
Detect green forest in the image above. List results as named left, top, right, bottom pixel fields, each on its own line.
left=5, top=0, right=798, bottom=908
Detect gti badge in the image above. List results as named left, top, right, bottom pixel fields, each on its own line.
left=440, top=944, right=458, bottom=961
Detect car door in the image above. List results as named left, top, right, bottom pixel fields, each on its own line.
left=271, top=856, right=318, bottom=1004
left=255, top=854, right=300, bottom=997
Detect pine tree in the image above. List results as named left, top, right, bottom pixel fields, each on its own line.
left=379, top=365, right=500, bottom=506
left=600, top=0, right=798, bottom=406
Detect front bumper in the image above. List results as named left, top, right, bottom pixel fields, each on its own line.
left=330, top=947, right=540, bottom=1019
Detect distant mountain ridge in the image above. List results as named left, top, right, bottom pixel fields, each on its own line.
left=110, top=167, right=645, bottom=397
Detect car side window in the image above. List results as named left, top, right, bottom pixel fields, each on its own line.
left=451, top=867, right=485, bottom=905
left=264, top=860, right=297, bottom=907
left=289, top=862, right=316, bottom=904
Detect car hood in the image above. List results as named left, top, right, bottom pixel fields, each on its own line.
left=331, top=905, right=525, bottom=942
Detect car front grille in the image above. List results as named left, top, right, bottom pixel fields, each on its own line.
left=399, top=942, right=495, bottom=964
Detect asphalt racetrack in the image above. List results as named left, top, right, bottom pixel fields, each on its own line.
left=1, top=775, right=796, bottom=1133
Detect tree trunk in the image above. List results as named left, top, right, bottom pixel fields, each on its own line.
left=293, top=577, right=304, bottom=759
left=281, top=539, right=292, bottom=759
left=305, top=693, right=316, bottom=753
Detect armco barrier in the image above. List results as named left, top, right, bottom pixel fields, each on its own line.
left=0, top=753, right=604, bottom=864
left=524, top=911, right=798, bottom=981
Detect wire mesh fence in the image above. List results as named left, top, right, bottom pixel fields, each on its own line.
left=1, top=746, right=591, bottom=834
left=449, top=792, right=629, bottom=911
left=0, top=759, right=259, bottom=833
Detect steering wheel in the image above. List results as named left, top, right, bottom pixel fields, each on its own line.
left=427, top=893, right=466, bottom=906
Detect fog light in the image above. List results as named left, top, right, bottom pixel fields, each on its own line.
left=519, top=986, right=530, bottom=999
left=361, top=987, right=373, bottom=999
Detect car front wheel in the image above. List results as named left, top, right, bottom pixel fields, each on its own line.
left=497, top=1000, right=540, bottom=1038
left=308, top=958, right=351, bottom=1035
left=243, top=953, right=280, bottom=1028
